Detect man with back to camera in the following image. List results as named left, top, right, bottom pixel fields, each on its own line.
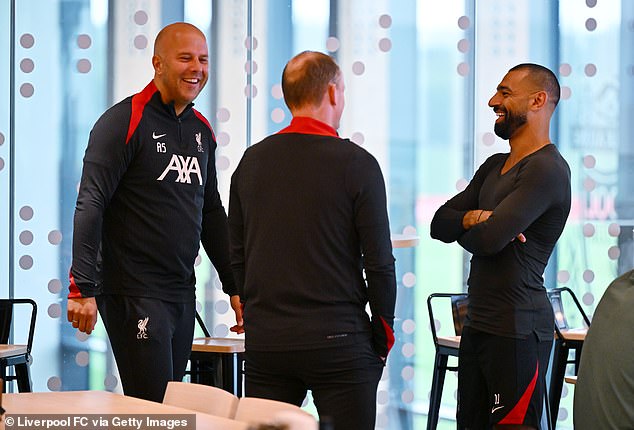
left=228, top=51, right=397, bottom=430
left=431, top=63, right=571, bottom=429
left=66, top=22, right=243, bottom=402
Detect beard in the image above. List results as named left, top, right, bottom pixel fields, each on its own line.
left=494, top=108, right=528, bottom=140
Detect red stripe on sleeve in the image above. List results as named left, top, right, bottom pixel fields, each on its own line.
left=67, top=271, right=82, bottom=299
left=193, top=109, right=215, bottom=140
left=380, top=316, right=395, bottom=354
left=126, top=81, right=158, bottom=144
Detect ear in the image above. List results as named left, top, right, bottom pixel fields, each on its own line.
left=152, top=55, right=162, bottom=74
left=531, top=90, right=548, bottom=110
left=327, top=83, right=337, bottom=106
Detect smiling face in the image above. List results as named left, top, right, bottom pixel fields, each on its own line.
left=488, top=69, right=533, bottom=140
left=152, top=23, right=209, bottom=115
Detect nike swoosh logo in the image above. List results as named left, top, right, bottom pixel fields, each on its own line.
left=152, top=132, right=167, bottom=139
left=491, top=406, right=505, bottom=413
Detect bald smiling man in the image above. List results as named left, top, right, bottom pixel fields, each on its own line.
left=67, top=23, right=242, bottom=401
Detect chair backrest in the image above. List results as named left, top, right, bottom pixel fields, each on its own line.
left=547, top=287, right=591, bottom=335
left=0, top=299, right=37, bottom=353
left=233, top=397, right=314, bottom=426
left=163, top=381, right=238, bottom=418
left=195, top=310, right=211, bottom=337
left=427, top=293, right=468, bottom=345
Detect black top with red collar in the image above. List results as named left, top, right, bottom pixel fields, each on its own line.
left=69, top=81, right=236, bottom=302
left=229, top=116, right=396, bottom=357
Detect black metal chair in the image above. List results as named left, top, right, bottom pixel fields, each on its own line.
left=0, top=298, right=37, bottom=393
left=426, top=293, right=468, bottom=430
left=547, top=287, right=591, bottom=428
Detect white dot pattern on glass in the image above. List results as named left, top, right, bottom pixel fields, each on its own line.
left=561, top=86, right=572, bottom=100
left=402, top=272, right=416, bottom=288
left=216, top=155, right=230, bottom=171
left=76, top=351, right=90, bottom=367
left=244, top=36, right=258, bottom=50
left=0, top=158, right=4, bottom=171
left=557, top=270, right=570, bottom=283
left=378, top=14, right=392, bottom=29
left=401, top=366, right=414, bottom=381
left=216, top=108, right=231, bottom=122
left=378, top=38, right=392, bottom=52
left=214, top=300, right=229, bottom=314
left=457, top=16, right=470, bottom=30
left=585, top=18, right=597, bottom=31
left=20, top=206, right=34, bottom=220
left=582, top=292, right=594, bottom=307
left=194, top=255, right=202, bottom=267
left=608, top=246, right=620, bottom=260
left=586, top=0, right=597, bottom=7
left=583, top=269, right=595, bottom=283
left=47, top=303, right=61, bottom=318
left=401, top=342, right=415, bottom=358
left=457, top=62, right=469, bottom=76
left=104, top=374, right=118, bottom=390
left=20, top=58, right=35, bottom=73
left=48, top=230, right=63, bottom=245
left=134, top=35, right=148, bottom=50
left=19, top=230, right=33, bottom=245
left=559, top=63, right=572, bottom=77
left=482, top=132, right=495, bottom=146
left=20, top=33, right=35, bottom=48
left=19, top=255, right=33, bottom=270
left=583, top=154, right=596, bottom=168
left=77, top=34, right=92, bottom=49
left=350, top=132, right=365, bottom=145
left=456, top=178, right=468, bottom=191
left=76, top=331, right=89, bottom=342
left=214, top=324, right=229, bottom=337
left=271, top=84, right=283, bottom=100
left=20, top=83, right=35, bottom=98
left=352, top=61, right=365, bottom=76
left=216, top=131, right=230, bottom=146
left=134, top=10, right=149, bottom=25
left=376, top=390, right=389, bottom=405
left=244, top=84, right=258, bottom=98
left=584, top=63, right=597, bottom=77
left=402, top=319, right=416, bottom=334
left=457, top=39, right=470, bottom=53
left=48, top=279, right=62, bottom=294
left=583, top=223, right=595, bottom=237
left=47, top=376, right=62, bottom=391
left=271, top=107, right=285, bottom=123
left=77, top=59, right=92, bottom=73
left=608, top=223, right=620, bottom=237
left=326, top=37, right=340, bottom=52
left=0, top=132, right=4, bottom=145
left=583, top=176, right=596, bottom=191
left=401, top=390, right=414, bottom=404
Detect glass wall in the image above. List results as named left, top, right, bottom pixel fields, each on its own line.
left=1, top=0, right=632, bottom=428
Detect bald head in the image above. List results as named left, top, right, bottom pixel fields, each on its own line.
left=509, top=63, right=560, bottom=110
left=282, top=51, right=341, bottom=111
left=154, top=22, right=206, bottom=57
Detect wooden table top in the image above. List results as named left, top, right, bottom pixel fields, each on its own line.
left=2, top=390, right=249, bottom=430
left=0, top=344, right=27, bottom=358
left=437, top=335, right=461, bottom=349
left=192, top=337, right=245, bottom=353
left=558, top=328, right=587, bottom=341
left=391, top=234, right=420, bottom=248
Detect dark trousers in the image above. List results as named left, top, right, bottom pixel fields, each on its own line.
left=245, top=338, right=384, bottom=430
left=97, top=295, right=195, bottom=402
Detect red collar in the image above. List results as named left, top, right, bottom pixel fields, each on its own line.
left=277, top=117, right=339, bottom=137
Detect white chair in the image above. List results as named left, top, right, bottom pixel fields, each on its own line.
left=234, top=397, right=316, bottom=427
left=162, top=381, right=239, bottom=418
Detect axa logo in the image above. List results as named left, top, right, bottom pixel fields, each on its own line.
left=137, top=317, right=149, bottom=339
left=157, top=154, right=203, bottom=185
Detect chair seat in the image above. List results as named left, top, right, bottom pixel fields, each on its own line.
left=0, top=345, right=27, bottom=358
